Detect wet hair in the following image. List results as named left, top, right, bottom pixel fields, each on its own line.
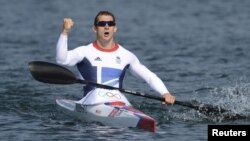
left=94, top=11, right=116, bottom=26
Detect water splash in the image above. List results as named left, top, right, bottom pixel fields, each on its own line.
left=167, top=81, right=250, bottom=122
left=210, top=81, right=250, bottom=117
left=188, top=81, right=250, bottom=121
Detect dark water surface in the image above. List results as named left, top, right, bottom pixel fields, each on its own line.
left=1, top=0, right=250, bottom=140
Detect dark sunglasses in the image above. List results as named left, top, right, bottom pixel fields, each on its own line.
left=96, top=21, right=116, bottom=27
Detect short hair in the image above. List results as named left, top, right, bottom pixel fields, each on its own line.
left=94, top=11, right=116, bottom=26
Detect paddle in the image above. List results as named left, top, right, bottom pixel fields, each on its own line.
left=28, top=61, right=244, bottom=119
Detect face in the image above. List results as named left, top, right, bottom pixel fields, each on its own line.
left=93, top=15, right=117, bottom=42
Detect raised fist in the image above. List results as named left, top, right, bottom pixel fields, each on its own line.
left=62, top=18, right=74, bottom=35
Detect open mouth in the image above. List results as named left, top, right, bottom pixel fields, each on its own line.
left=104, top=32, right=109, bottom=36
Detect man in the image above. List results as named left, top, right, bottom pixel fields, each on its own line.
left=56, top=11, right=175, bottom=106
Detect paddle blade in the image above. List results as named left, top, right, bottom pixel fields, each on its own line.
left=176, top=100, right=245, bottom=119
left=28, top=61, right=77, bottom=84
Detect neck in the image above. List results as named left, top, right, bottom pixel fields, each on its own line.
left=93, top=40, right=119, bottom=52
left=96, top=39, right=115, bottom=49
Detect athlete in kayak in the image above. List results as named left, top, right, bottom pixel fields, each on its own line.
left=56, top=11, right=175, bottom=106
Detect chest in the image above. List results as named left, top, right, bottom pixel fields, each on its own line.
left=85, top=52, right=130, bottom=69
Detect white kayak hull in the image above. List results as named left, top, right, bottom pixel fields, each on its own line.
left=56, top=99, right=156, bottom=132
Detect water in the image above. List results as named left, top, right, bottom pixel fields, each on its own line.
left=1, top=0, right=250, bottom=140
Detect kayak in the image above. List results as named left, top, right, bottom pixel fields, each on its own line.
left=56, top=98, right=156, bottom=132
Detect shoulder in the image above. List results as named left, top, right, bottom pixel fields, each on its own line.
left=117, top=44, right=136, bottom=57
left=74, top=42, right=93, bottom=51
left=117, top=44, right=139, bottom=64
left=69, top=43, right=93, bottom=58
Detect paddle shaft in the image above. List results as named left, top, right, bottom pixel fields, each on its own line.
left=29, top=61, right=239, bottom=117
left=76, top=79, right=188, bottom=107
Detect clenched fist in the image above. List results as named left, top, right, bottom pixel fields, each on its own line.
left=62, top=18, right=74, bottom=35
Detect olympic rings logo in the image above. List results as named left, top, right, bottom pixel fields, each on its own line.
left=98, top=91, right=121, bottom=99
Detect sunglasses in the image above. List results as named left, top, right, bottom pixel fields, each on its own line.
left=96, top=21, right=116, bottom=27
